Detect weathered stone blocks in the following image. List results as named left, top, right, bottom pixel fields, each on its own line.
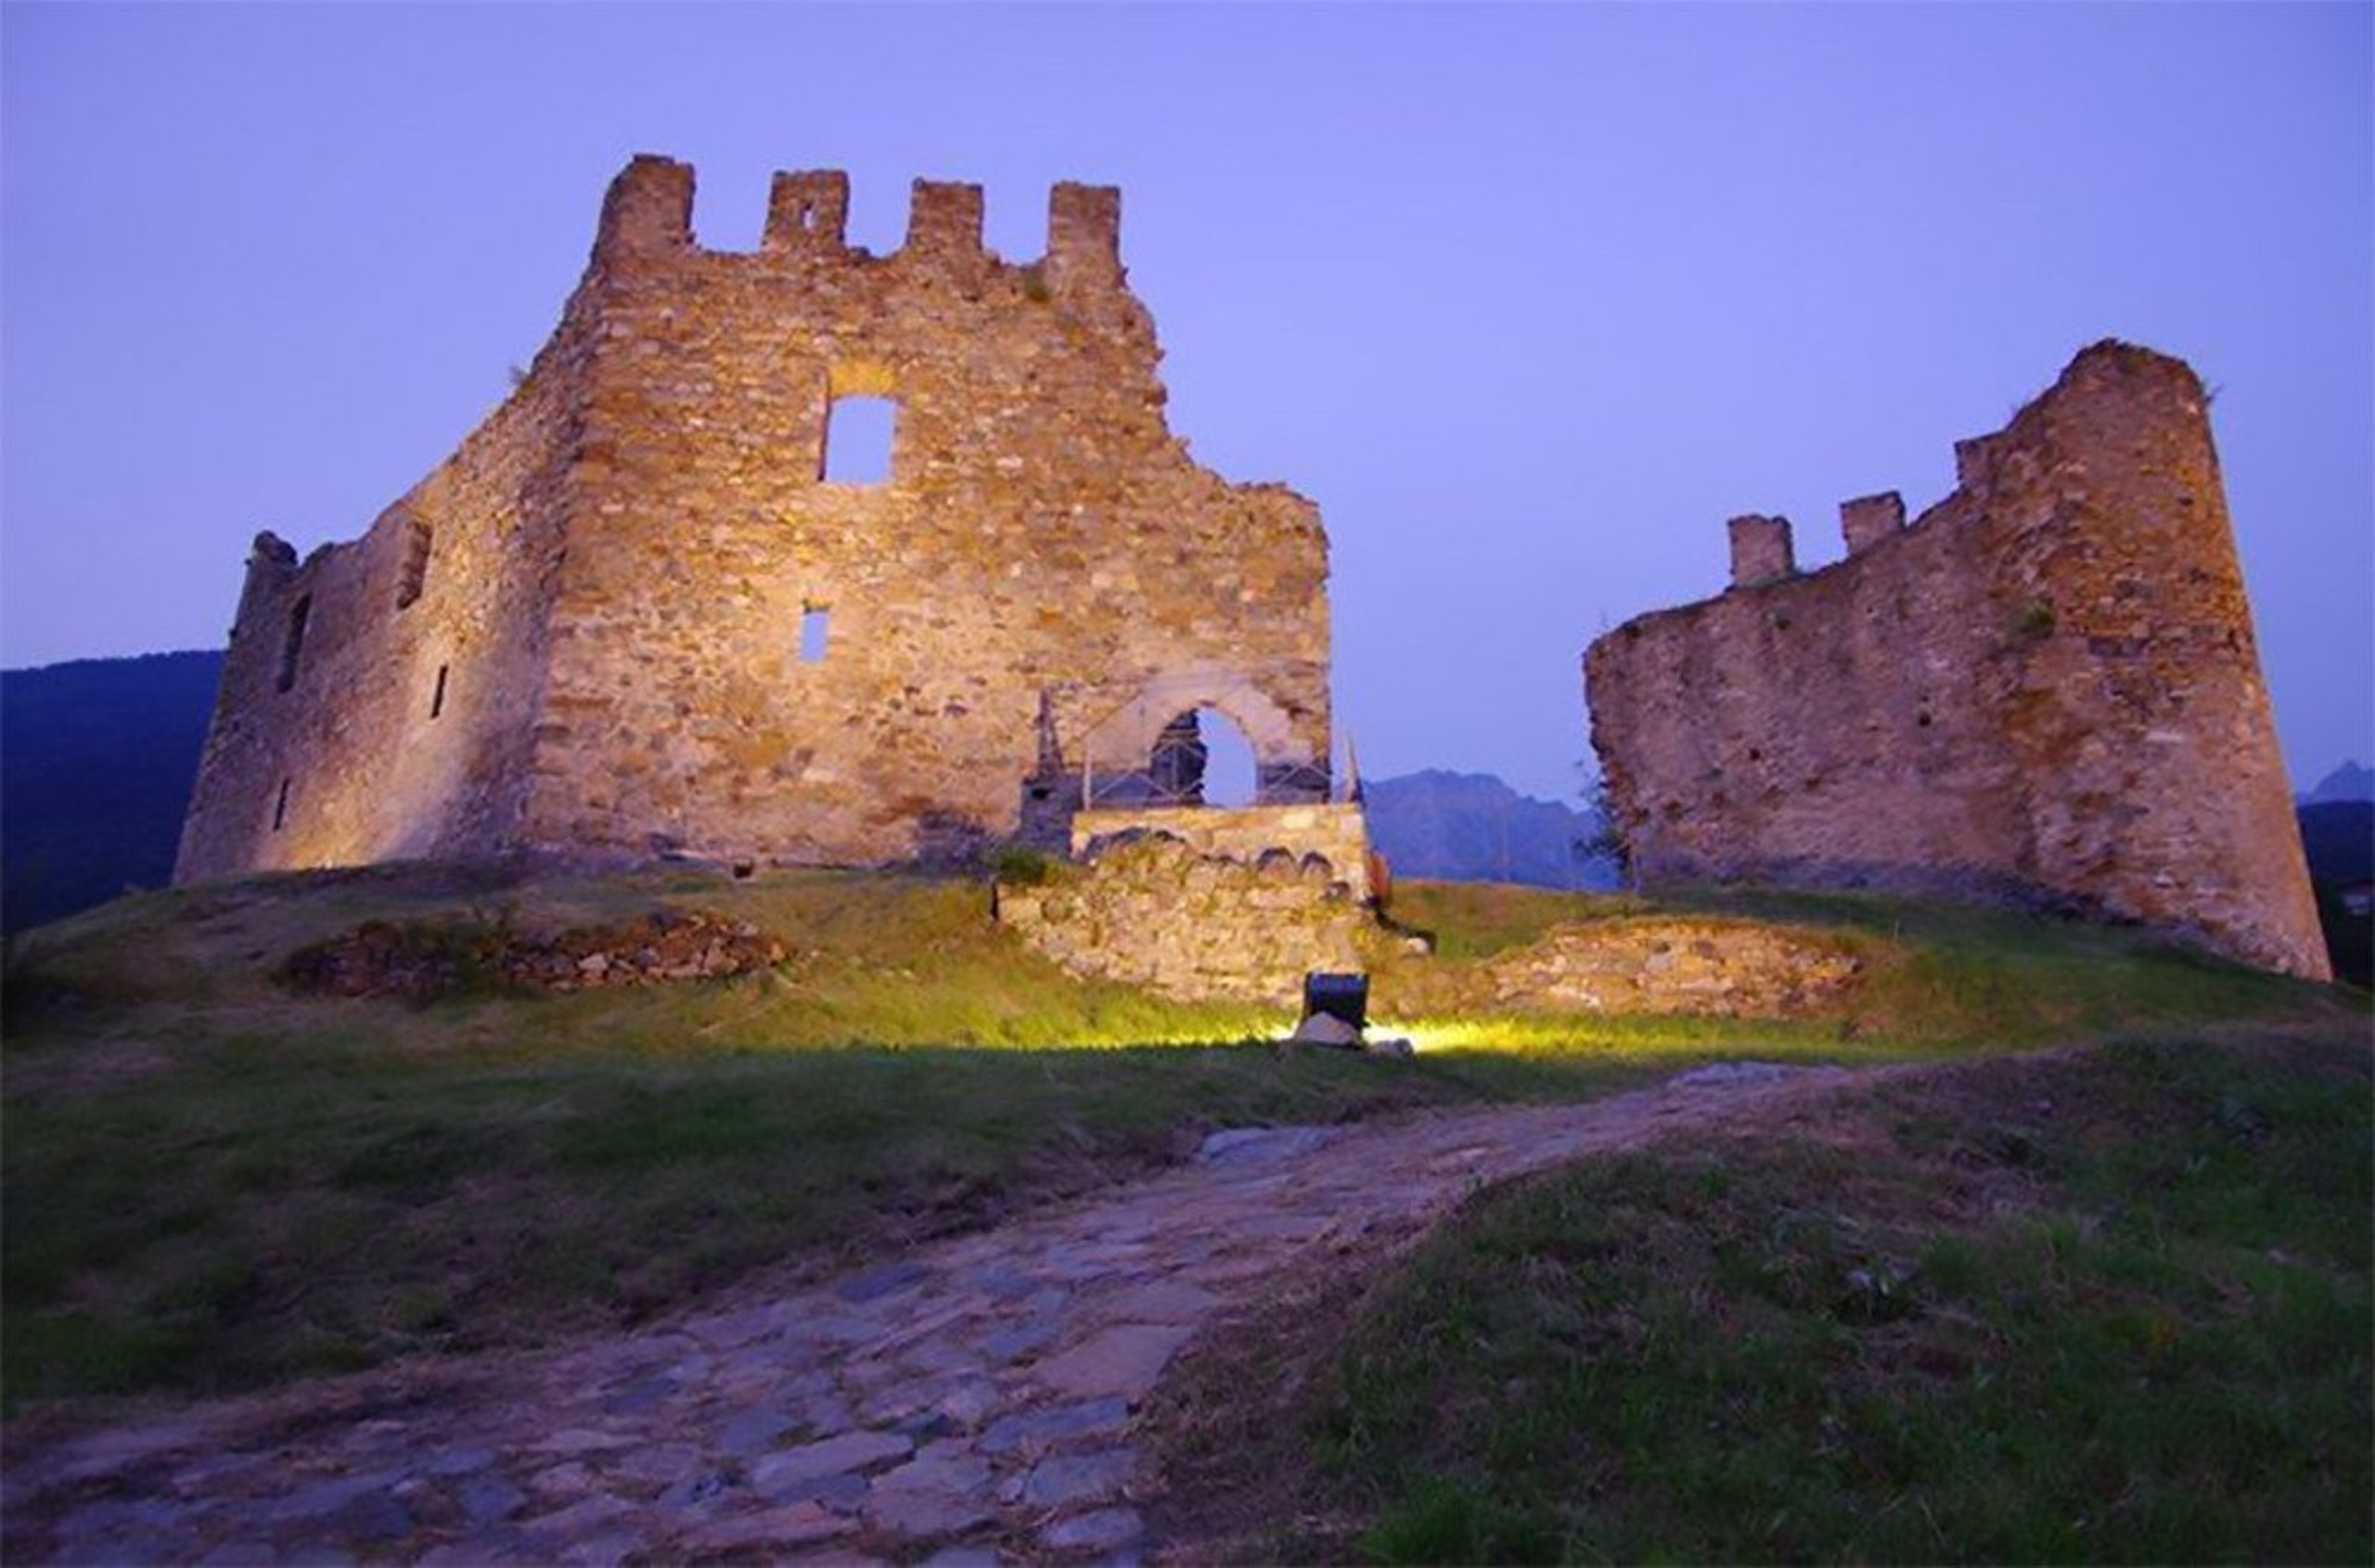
left=1586, top=342, right=2330, bottom=980
left=177, top=156, right=1334, bottom=884
left=997, top=810, right=1375, bottom=1007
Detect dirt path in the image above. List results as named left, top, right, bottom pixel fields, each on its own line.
left=5, top=1060, right=1892, bottom=1563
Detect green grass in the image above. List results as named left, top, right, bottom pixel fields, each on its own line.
left=4, top=865, right=2358, bottom=1415
left=1261, top=1030, right=2371, bottom=1564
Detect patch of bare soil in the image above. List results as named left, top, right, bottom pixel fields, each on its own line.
left=1138, top=1226, right=1419, bottom=1563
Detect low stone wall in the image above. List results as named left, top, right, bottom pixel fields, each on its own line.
left=1481, top=918, right=1863, bottom=1016
left=1069, top=803, right=1373, bottom=899
left=998, top=830, right=1372, bottom=1006
left=281, top=910, right=787, bottom=1001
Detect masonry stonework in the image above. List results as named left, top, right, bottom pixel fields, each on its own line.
left=1585, top=342, right=2330, bottom=980
left=177, top=156, right=1333, bottom=884
left=997, top=825, right=1372, bottom=1007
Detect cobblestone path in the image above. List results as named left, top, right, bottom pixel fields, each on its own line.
left=6, top=1061, right=1875, bottom=1563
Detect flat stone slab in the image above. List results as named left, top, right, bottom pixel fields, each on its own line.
left=1020, top=1446, right=1137, bottom=1509
left=1095, top=1279, right=1221, bottom=1323
left=1043, top=1506, right=1146, bottom=1552
left=1673, top=1060, right=1800, bottom=1087
left=1030, top=1323, right=1199, bottom=1400
left=749, top=1430, right=913, bottom=1491
left=684, top=1500, right=855, bottom=1552
left=978, top=1397, right=1134, bottom=1458
left=1197, top=1125, right=1339, bottom=1164
left=864, top=1486, right=998, bottom=1539
left=835, top=1261, right=931, bottom=1304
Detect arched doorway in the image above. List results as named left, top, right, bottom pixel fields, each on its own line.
left=1149, top=707, right=1260, bottom=808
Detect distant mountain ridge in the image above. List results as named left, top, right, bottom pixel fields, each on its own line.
left=1362, top=768, right=1618, bottom=891
left=2301, top=761, right=2374, bottom=805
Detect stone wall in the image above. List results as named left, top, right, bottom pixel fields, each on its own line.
left=176, top=343, right=587, bottom=880
left=178, top=156, right=1333, bottom=884
left=1480, top=919, right=1862, bottom=1017
left=996, top=828, right=1372, bottom=1007
left=1069, top=803, right=1373, bottom=899
left=1585, top=342, right=2330, bottom=981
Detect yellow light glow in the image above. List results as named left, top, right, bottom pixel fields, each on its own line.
left=1371, top=1020, right=1487, bottom=1052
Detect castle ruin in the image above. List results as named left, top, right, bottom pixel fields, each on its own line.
left=175, top=156, right=1337, bottom=883
left=1585, top=341, right=2330, bottom=981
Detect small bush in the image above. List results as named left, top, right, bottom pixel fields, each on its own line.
left=992, top=846, right=1059, bottom=887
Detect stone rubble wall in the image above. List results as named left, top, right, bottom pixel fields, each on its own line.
left=178, top=156, right=1333, bottom=886
left=997, top=823, right=1374, bottom=1008
left=1479, top=919, right=1863, bottom=1016
left=1585, top=342, right=2330, bottom=980
left=1069, top=803, right=1373, bottom=899
left=280, top=910, right=787, bottom=1002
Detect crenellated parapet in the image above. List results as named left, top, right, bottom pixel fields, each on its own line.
left=587, top=155, right=1134, bottom=301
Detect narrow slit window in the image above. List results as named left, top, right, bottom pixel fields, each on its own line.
left=800, top=607, right=831, bottom=663
left=430, top=663, right=450, bottom=719
left=273, top=778, right=291, bottom=832
left=276, top=595, right=313, bottom=693
left=397, top=520, right=432, bottom=609
left=821, top=395, right=896, bottom=485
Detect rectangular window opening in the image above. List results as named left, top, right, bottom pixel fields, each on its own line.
left=397, top=520, right=432, bottom=610
left=430, top=662, right=450, bottom=719
left=800, top=607, right=831, bottom=664
left=273, top=777, right=291, bottom=832
left=276, top=595, right=313, bottom=693
left=821, top=395, right=896, bottom=485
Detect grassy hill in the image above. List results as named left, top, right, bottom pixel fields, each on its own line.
left=1155, top=1031, right=2370, bottom=1563
left=6, top=865, right=2366, bottom=1559
left=6, top=865, right=2360, bottom=1415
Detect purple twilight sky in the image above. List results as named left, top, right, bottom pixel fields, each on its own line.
left=4, top=3, right=2369, bottom=803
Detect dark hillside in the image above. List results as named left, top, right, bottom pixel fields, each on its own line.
left=2298, top=800, right=2373, bottom=988
left=2298, top=802, right=2373, bottom=886
left=2, top=650, right=223, bottom=931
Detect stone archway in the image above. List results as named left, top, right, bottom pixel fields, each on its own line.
left=1080, top=665, right=1329, bottom=809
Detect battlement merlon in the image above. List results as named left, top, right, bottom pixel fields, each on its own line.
left=1727, top=514, right=1796, bottom=589
left=592, top=154, right=696, bottom=266
left=905, top=179, right=987, bottom=268
left=1047, top=183, right=1123, bottom=289
left=764, top=170, right=849, bottom=253
left=1840, top=492, right=1906, bottom=557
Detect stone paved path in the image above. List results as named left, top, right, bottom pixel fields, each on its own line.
left=5, top=1061, right=1881, bottom=1564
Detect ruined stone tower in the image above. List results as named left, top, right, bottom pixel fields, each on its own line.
left=1585, top=341, right=2330, bottom=980
left=176, top=156, right=1334, bottom=883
